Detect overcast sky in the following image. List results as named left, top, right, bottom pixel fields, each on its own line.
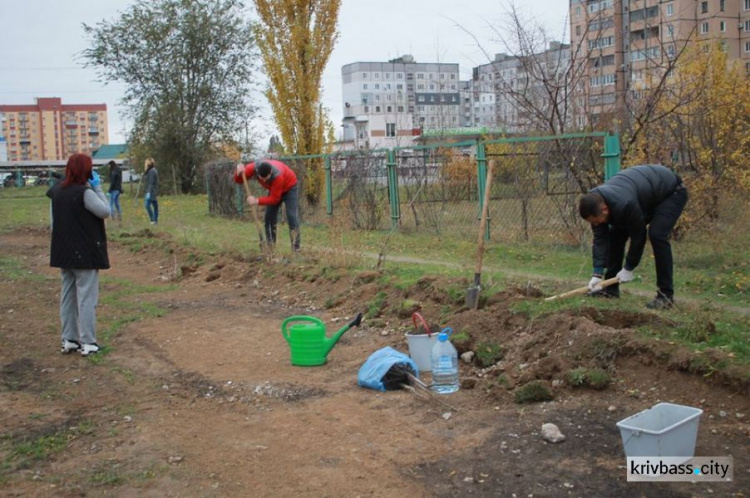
left=0, top=0, right=569, bottom=144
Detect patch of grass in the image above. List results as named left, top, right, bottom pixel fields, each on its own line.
left=76, top=419, right=97, bottom=436
left=514, top=380, right=553, bottom=404
left=565, top=367, right=612, bottom=390
left=496, top=374, right=510, bottom=389
left=475, top=342, right=503, bottom=367
left=365, top=291, right=388, bottom=319
left=396, top=299, right=421, bottom=318
left=89, top=463, right=124, bottom=487
left=450, top=329, right=472, bottom=348
left=11, top=431, right=68, bottom=463
left=0, top=254, right=51, bottom=283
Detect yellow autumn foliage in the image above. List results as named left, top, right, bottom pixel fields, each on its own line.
left=627, top=41, right=750, bottom=231
left=252, top=0, right=341, bottom=204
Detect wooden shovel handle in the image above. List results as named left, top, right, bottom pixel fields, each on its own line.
left=544, top=277, right=620, bottom=302
left=475, top=160, right=494, bottom=274
left=241, top=169, right=263, bottom=235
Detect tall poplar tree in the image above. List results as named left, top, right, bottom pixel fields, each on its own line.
left=252, top=0, right=341, bottom=205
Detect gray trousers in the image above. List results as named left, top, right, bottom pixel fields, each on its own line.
left=60, top=268, right=99, bottom=345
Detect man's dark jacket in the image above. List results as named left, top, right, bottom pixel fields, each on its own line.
left=589, top=164, right=681, bottom=272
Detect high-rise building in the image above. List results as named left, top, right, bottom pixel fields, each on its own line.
left=0, top=97, right=108, bottom=162
left=341, top=55, right=461, bottom=148
left=461, top=42, right=572, bottom=134
left=569, top=0, right=750, bottom=128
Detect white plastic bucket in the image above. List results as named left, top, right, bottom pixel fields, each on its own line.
left=616, top=402, right=703, bottom=460
left=405, top=333, right=438, bottom=372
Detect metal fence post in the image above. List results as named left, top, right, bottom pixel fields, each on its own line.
left=476, top=141, right=490, bottom=240
left=602, top=133, right=621, bottom=180
left=386, top=149, right=400, bottom=228
left=325, top=155, right=333, bottom=216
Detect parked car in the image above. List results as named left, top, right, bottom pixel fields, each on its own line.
left=122, top=169, right=141, bottom=183
left=0, top=172, right=12, bottom=188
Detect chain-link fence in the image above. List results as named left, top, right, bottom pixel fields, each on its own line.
left=206, top=132, right=620, bottom=248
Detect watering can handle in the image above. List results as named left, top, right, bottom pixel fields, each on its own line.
left=281, top=315, right=326, bottom=342
left=412, top=312, right=431, bottom=337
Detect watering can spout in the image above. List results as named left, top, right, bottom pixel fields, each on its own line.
left=324, top=312, right=363, bottom=356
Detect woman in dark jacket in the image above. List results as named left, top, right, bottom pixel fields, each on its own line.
left=107, top=160, right=122, bottom=221
left=143, top=157, right=159, bottom=225
left=46, top=153, right=110, bottom=356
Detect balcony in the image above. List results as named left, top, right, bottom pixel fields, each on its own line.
left=88, top=128, right=99, bottom=135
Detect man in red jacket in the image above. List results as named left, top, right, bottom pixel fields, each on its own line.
left=234, top=159, right=300, bottom=251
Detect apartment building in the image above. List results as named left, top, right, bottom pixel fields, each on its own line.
left=461, top=42, right=572, bottom=134
left=0, top=97, right=109, bottom=162
left=341, top=55, right=461, bottom=149
left=570, top=0, right=750, bottom=128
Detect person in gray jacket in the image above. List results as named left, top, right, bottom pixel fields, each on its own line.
left=46, top=153, right=110, bottom=356
left=143, top=157, right=159, bottom=225
left=578, top=164, right=688, bottom=309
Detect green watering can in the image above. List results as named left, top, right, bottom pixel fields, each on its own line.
left=281, top=312, right=363, bottom=366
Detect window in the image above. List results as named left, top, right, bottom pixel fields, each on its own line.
left=700, top=22, right=709, bottom=34
left=588, top=36, right=615, bottom=50
left=386, top=123, right=395, bottom=137
left=386, top=106, right=392, bottom=112
left=745, top=41, right=750, bottom=53
left=375, top=106, right=381, bottom=113
left=575, top=6, right=581, bottom=17
left=746, top=0, right=750, bottom=10
left=362, top=73, right=368, bottom=78
left=363, top=83, right=368, bottom=90
left=576, top=25, right=581, bottom=36
left=720, top=21, right=725, bottom=32
left=745, top=20, right=750, bottom=31
left=701, top=1, right=708, bottom=14
left=720, top=0, right=725, bottom=11
left=589, top=73, right=616, bottom=87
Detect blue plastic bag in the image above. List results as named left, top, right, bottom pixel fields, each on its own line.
left=357, top=346, right=419, bottom=392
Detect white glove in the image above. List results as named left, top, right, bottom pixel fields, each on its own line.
left=616, top=268, right=634, bottom=283
left=588, top=276, right=603, bottom=292
left=236, top=163, right=245, bottom=176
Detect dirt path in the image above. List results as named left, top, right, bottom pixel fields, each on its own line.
left=0, top=228, right=748, bottom=497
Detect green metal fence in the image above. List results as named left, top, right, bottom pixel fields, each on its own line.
left=215, top=132, right=620, bottom=247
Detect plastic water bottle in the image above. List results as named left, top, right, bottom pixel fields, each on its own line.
left=430, top=330, right=459, bottom=394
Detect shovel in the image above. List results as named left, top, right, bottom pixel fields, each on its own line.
left=544, top=277, right=620, bottom=302
left=241, top=169, right=266, bottom=252
left=465, top=159, right=494, bottom=309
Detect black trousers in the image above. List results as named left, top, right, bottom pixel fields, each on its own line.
left=604, top=187, right=688, bottom=298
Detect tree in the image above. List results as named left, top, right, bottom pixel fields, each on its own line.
left=82, top=0, right=258, bottom=193
left=627, top=41, right=750, bottom=229
left=252, top=0, right=341, bottom=205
